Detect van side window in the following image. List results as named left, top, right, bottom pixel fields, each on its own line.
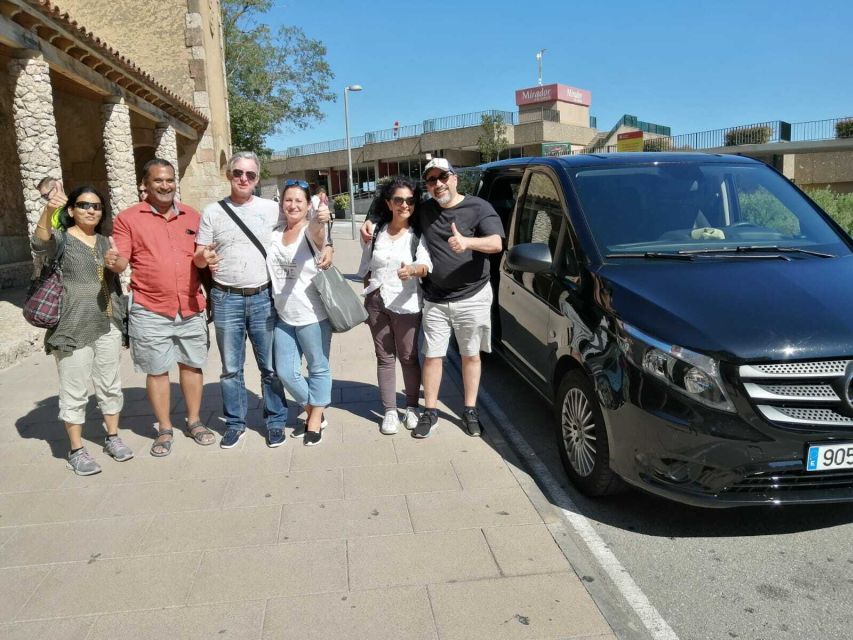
left=516, top=172, right=563, bottom=260
left=485, top=176, right=521, bottom=234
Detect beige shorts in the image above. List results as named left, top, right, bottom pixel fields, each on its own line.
left=422, top=284, right=493, bottom=358
left=128, top=304, right=209, bottom=374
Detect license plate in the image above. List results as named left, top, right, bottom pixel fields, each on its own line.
left=806, top=442, right=853, bottom=471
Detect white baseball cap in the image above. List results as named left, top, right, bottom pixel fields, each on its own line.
left=422, top=158, right=455, bottom=177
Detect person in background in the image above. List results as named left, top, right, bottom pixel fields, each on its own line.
left=37, top=176, right=66, bottom=230
left=267, top=179, right=331, bottom=446
left=357, top=176, right=432, bottom=434
left=32, top=185, right=130, bottom=475
left=108, top=158, right=214, bottom=457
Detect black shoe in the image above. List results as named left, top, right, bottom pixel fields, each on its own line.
left=461, top=408, right=482, bottom=437
left=304, top=429, right=323, bottom=446
left=266, top=427, right=286, bottom=448
left=413, top=411, right=437, bottom=439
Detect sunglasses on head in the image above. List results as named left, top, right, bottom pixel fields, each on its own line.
left=74, top=202, right=103, bottom=211
left=231, top=169, right=258, bottom=181
left=391, top=196, right=416, bottom=206
left=424, top=171, right=452, bottom=186
left=284, top=179, right=309, bottom=189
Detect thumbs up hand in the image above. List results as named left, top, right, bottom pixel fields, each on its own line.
left=397, top=261, right=413, bottom=281
left=47, top=179, right=67, bottom=210
left=203, top=242, right=220, bottom=272
left=448, top=222, right=468, bottom=254
left=105, top=236, right=121, bottom=268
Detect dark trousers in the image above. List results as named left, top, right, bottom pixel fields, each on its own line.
left=365, top=289, right=422, bottom=412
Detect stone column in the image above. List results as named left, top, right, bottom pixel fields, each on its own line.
left=154, top=123, right=180, bottom=200
left=101, top=97, right=137, bottom=215
left=8, top=50, right=61, bottom=233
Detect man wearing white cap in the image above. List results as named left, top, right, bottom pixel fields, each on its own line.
left=363, top=158, right=504, bottom=438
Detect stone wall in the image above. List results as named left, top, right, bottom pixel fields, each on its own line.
left=0, top=58, right=26, bottom=241
left=53, top=87, right=108, bottom=197
left=59, top=0, right=194, bottom=103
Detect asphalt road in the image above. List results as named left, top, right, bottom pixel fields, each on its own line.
left=469, top=350, right=853, bottom=640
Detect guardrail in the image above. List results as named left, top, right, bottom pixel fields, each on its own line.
left=518, top=108, right=560, bottom=124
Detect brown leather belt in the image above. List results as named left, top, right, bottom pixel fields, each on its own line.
left=212, top=282, right=271, bottom=296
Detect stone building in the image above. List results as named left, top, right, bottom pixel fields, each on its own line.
left=0, top=0, right=232, bottom=287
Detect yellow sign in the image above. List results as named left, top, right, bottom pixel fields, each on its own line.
left=617, top=130, right=644, bottom=152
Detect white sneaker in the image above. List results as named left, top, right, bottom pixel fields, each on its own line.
left=403, top=407, right=419, bottom=431
left=380, top=411, right=400, bottom=435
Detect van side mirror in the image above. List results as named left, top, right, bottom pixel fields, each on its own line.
left=506, top=242, right=552, bottom=273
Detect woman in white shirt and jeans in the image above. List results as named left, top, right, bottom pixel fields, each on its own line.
left=268, top=179, right=331, bottom=445
left=358, top=176, right=433, bottom=434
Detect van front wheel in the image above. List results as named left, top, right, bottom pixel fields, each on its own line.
left=555, top=370, right=621, bottom=497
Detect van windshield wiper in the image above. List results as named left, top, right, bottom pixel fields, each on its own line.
left=678, top=246, right=835, bottom=258
left=606, top=252, right=695, bottom=260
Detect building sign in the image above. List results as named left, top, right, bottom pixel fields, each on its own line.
left=617, top=130, right=644, bottom=152
left=542, top=142, right=573, bottom=157
left=515, top=83, right=592, bottom=107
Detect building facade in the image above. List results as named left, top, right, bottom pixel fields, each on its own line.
left=0, top=0, right=231, bottom=286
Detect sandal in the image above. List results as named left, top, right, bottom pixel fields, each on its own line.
left=184, top=419, right=216, bottom=446
left=150, top=429, right=174, bottom=457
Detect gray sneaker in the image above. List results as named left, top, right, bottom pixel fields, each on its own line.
left=104, top=436, right=134, bottom=462
left=67, top=448, right=102, bottom=476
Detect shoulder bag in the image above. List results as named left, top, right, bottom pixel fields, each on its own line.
left=305, top=234, right=368, bottom=333
left=23, top=233, right=66, bottom=329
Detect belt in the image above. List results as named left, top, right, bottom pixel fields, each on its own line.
left=212, top=282, right=271, bottom=296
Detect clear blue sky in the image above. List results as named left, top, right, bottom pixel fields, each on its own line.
left=264, top=0, right=853, bottom=153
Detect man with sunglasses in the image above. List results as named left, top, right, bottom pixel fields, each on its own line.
left=192, top=152, right=291, bottom=448
left=361, top=158, right=504, bottom=438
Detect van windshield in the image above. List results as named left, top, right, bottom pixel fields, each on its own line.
left=572, top=163, right=851, bottom=257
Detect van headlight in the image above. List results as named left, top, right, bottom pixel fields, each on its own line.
left=621, top=324, right=735, bottom=413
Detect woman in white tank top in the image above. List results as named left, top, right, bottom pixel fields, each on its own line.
left=268, top=180, right=332, bottom=446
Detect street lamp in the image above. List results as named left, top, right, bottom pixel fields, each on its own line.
left=344, top=84, right=363, bottom=240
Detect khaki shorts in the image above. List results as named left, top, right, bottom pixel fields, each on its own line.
left=128, top=304, right=209, bottom=374
left=422, top=284, right=493, bottom=358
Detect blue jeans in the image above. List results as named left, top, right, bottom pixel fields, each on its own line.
left=212, top=287, right=287, bottom=432
left=273, top=318, right=332, bottom=408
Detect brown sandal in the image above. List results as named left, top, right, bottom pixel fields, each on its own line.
left=150, top=429, right=174, bottom=457
left=184, top=419, right=215, bottom=446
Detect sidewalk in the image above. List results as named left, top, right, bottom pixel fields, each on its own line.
left=0, top=234, right=616, bottom=640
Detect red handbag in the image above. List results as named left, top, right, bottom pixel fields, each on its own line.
left=23, top=236, right=65, bottom=329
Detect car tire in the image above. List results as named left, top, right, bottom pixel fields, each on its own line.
left=555, top=370, right=622, bottom=497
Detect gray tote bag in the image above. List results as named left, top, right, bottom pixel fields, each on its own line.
left=311, top=266, right=368, bottom=333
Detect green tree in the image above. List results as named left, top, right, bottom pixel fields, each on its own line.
left=223, top=0, right=336, bottom=154
left=477, top=113, right=509, bottom=162
left=807, top=187, right=853, bottom=235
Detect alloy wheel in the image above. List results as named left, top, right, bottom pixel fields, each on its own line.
left=561, top=387, right=598, bottom=477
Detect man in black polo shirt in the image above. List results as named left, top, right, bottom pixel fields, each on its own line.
left=364, top=159, right=504, bottom=437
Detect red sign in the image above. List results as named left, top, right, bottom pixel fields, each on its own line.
left=515, top=83, right=591, bottom=107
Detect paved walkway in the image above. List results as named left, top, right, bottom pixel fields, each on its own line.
left=0, top=231, right=616, bottom=640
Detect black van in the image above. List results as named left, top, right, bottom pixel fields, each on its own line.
left=474, top=153, right=853, bottom=507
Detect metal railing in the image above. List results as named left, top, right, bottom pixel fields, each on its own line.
left=517, top=108, right=560, bottom=124
left=423, top=109, right=517, bottom=133
left=364, top=122, right=423, bottom=144
left=791, top=117, right=853, bottom=142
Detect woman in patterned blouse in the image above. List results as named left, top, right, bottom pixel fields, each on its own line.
left=32, top=184, right=131, bottom=476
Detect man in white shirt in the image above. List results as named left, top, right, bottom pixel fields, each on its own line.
left=194, top=152, right=290, bottom=448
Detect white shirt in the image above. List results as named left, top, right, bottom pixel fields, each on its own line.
left=357, top=227, right=433, bottom=314
left=197, top=196, right=280, bottom=288
left=267, top=224, right=327, bottom=326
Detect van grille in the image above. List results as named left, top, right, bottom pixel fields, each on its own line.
left=740, top=359, right=853, bottom=432
left=723, top=469, right=853, bottom=494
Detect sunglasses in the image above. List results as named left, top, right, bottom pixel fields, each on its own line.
left=40, top=192, right=51, bottom=201
left=284, top=179, right=309, bottom=189
left=424, top=171, right=452, bottom=186
left=231, top=169, right=258, bottom=181
left=391, top=196, right=416, bottom=207
left=73, top=202, right=103, bottom=211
